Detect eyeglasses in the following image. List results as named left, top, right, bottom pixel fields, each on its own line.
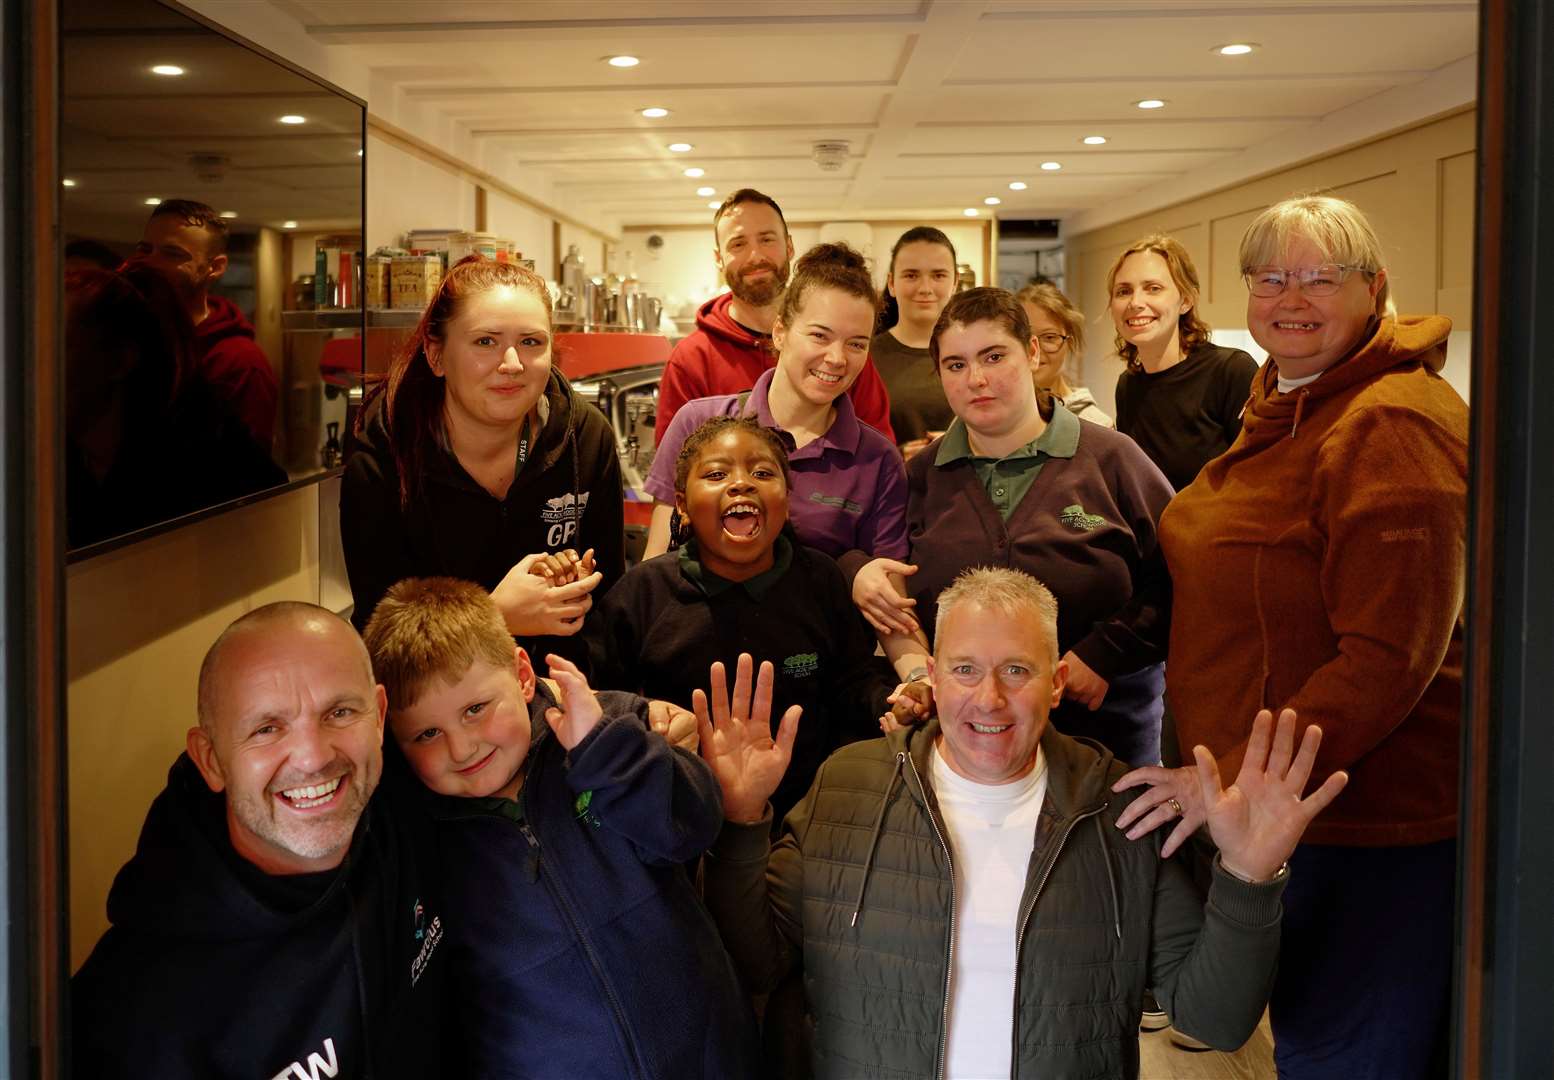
left=1034, top=332, right=1071, bottom=354
left=1243, top=263, right=1373, bottom=298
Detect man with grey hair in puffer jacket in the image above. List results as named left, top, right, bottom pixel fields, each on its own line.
left=697, top=566, right=1349, bottom=1080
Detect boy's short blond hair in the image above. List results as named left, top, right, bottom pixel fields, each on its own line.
left=362, top=577, right=514, bottom=712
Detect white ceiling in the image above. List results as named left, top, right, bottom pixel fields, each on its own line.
left=266, top=0, right=1479, bottom=230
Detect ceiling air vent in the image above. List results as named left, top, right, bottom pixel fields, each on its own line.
left=811, top=140, right=851, bottom=172
left=189, top=152, right=230, bottom=183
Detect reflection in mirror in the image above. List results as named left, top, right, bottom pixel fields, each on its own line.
left=61, top=0, right=364, bottom=553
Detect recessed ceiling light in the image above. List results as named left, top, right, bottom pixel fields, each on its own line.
left=144, top=197, right=162, bottom=205
left=984, top=196, right=1001, bottom=206
left=1083, top=135, right=1108, bottom=145
left=1216, top=43, right=1257, bottom=56
left=696, top=185, right=715, bottom=196
left=640, top=107, right=669, bottom=119
left=1136, top=99, right=1166, bottom=110
left=607, top=55, right=640, bottom=68
left=668, top=142, right=693, bottom=153
left=1009, top=181, right=1027, bottom=191
left=684, top=167, right=705, bottom=178
left=219, top=210, right=238, bottom=219
left=1041, top=161, right=1062, bottom=171
left=707, top=201, right=720, bottom=209
left=282, top=220, right=298, bottom=229
left=279, top=114, right=306, bottom=124
left=963, top=208, right=979, bottom=217
left=150, top=64, right=184, bottom=77
left=62, top=178, right=77, bottom=188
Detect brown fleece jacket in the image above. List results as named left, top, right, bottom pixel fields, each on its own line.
left=1160, top=316, right=1467, bottom=846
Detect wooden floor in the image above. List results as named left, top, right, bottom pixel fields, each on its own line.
left=1136, top=1015, right=1275, bottom=1079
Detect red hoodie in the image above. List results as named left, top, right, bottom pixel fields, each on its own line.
left=654, top=292, right=895, bottom=445
left=196, top=294, right=279, bottom=449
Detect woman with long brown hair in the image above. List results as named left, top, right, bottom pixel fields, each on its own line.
left=341, top=255, right=623, bottom=670
left=1107, top=235, right=1257, bottom=491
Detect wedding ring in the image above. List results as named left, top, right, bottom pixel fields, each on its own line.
left=1167, top=797, right=1184, bottom=816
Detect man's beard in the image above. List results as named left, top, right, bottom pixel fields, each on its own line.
left=725, top=257, right=790, bottom=308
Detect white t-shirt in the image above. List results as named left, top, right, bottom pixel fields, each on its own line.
left=931, top=743, right=1049, bottom=1080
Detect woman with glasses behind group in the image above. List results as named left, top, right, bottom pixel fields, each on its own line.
left=1114, top=194, right=1467, bottom=1078
left=1016, top=282, right=1113, bottom=428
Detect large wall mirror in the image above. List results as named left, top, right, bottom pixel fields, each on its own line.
left=61, top=0, right=364, bottom=555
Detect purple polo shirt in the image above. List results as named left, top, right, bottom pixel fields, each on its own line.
left=646, top=367, right=909, bottom=566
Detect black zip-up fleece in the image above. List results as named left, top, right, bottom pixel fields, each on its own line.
left=71, top=755, right=448, bottom=1080
left=341, top=368, right=624, bottom=672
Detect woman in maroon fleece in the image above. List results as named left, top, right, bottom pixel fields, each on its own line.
left=875, top=288, right=1173, bottom=765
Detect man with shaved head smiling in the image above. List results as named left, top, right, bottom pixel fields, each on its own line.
left=72, top=603, right=446, bottom=1080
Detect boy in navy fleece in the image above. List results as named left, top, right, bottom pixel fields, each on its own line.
left=363, top=577, right=757, bottom=1079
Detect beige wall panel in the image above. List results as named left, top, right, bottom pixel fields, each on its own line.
left=68, top=487, right=322, bottom=969
left=1438, top=150, right=1477, bottom=326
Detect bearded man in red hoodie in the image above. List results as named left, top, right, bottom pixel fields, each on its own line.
left=135, top=198, right=279, bottom=449
left=653, top=188, right=894, bottom=447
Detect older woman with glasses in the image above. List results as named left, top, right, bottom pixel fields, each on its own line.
left=1114, top=194, right=1467, bottom=1078
left=1017, top=282, right=1114, bottom=427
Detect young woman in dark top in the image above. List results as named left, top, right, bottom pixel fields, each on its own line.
left=341, top=256, right=623, bottom=672
left=872, top=227, right=957, bottom=456
left=1107, top=235, right=1258, bottom=491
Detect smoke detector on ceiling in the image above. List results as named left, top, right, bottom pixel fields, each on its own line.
left=189, top=152, right=230, bottom=183
left=811, top=140, right=851, bottom=172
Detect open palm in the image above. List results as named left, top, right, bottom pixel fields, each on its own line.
left=1199, top=708, right=1349, bottom=882
left=695, top=654, right=802, bottom=825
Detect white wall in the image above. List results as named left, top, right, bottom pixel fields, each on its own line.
left=366, top=131, right=477, bottom=252
left=485, top=189, right=555, bottom=277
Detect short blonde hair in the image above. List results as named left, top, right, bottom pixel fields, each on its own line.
left=1238, top=193, right=1394, bottom=318
left=934, top=567, right=1060, bottom=663
left=362, top=577, right=514, bottom=712
left=1105, top=234, right=1212, bottom=371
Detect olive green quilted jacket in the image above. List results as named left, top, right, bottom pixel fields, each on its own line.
left=704, top=721, right=1286, bottom=1079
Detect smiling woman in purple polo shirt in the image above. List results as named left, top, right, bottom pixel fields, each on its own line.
left=643, top=243, right=908, bottom=584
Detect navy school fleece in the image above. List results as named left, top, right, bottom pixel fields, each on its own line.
left=422, top=684, right=759, bottom=1079
left=341, top=368, right=624, bottom=672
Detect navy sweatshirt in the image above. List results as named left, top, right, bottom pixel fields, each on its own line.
left=341, top=368, right=624, bottom=673
left=70, top=755, right=447, bottom=1080
left=583, top=538, right=895, bottom=821
left=424, top=685, right=759, bottom=1079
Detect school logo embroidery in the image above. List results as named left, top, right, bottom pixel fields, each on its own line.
left=541, top=491, right=590, bottom=547
left=574, top=790, right=602, bottom=829
left=409, top=897, right=443, bottom=988
left=1059, top=504, right=1106, bottom=532
left=808, top=492, right=863, bottom=514
left=268, top=1038, right=339, bottom=1080
left=783, top=652, right=819, bottom=678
